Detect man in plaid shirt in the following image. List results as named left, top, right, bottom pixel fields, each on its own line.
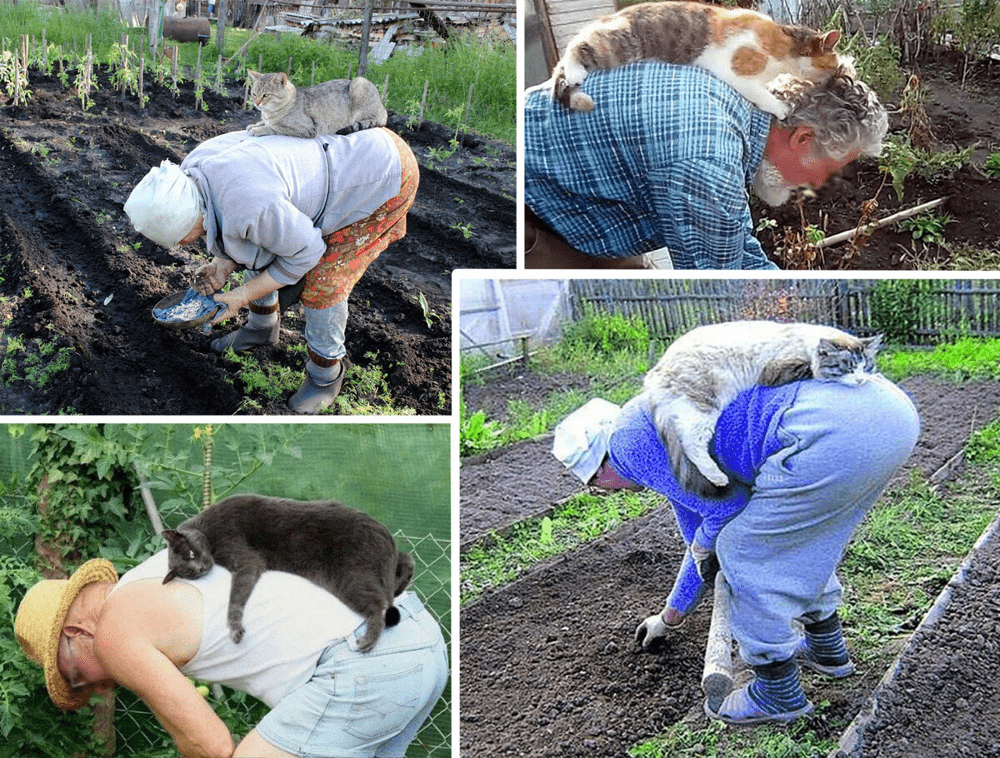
left=524, top=62, right=887, bottom=269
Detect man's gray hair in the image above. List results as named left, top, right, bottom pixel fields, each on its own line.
left=782, top=69, right=889, bottom=161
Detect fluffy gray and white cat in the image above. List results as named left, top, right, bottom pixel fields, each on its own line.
left=162, top=494, right=414, bottom=651
left=246, top=71, right=387, bottom=138
left=643, top=321, right=882, bottom=497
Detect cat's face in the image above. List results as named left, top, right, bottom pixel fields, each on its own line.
left=162, top=528, right=214, bottom=583
left=816, top=334, right=882, bottom=385
left=248, top=70, right=292, bottom=111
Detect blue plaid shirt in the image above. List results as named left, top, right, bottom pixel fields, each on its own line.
left=525, top=62, right=778, bottom=269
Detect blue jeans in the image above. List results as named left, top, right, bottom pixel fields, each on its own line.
left=610, top=377, right=919, bottom=665
left=247, top=271, right=348, bottom=361
left=256, top=593, right=449, bottom=757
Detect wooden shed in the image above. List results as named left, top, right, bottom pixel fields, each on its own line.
left=524, top=0, right=616, bottom=87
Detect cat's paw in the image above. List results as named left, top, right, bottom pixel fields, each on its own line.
left=229, top=624, right=245, bottom=644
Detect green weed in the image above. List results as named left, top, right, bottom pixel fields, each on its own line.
left=897, top=212, right=955, bottom=246
left=984, top=152, right=1000, bottom=179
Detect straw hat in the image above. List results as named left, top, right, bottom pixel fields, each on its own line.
left=14, top=559, right=118, bottom=710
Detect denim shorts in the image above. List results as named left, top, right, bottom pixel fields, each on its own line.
left=256, top=593, right=449, bottom=758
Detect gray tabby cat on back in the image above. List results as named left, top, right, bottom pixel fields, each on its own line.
left=162, top=494, right=415, bottom=652
left=247, top=70, right=388, bottom=138
left=642, top=321, right=882, bottom=497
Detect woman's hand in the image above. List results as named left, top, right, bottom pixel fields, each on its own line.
left=193, top=257, right=238, bottom=295
left=210, top=270, right=285, bottom=324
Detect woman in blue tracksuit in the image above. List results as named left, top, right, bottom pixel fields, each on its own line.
left=557, top=376, right=919, bottom=725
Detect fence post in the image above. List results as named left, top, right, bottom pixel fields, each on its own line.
left=519, top=336, right=529, bottom=369
left=358, top=0, right=373, bottom=77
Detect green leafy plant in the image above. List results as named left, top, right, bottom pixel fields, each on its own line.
left=459, top=405, right=503, bottom=457
left=984, top=152, right=1000, bottom=179
left=878, top=135, right=975, bottom=203
left=897, top=212, right=955, bottom=246
left=867, top=279, right=938, bottom=344
left=450, top=222, right=473, bottom=239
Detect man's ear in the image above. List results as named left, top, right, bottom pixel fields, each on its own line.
left=788, top=126, right=816, bottom=159
left=63, top=624, right=93, bottom=639
left=791, top=126, right=815, bottom=151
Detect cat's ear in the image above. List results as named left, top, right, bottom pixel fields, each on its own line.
left=862, top=334, right=883, bottom=352
left=821, top=30, right=841, bottom=52
left=163, top=569, right=178, bottom=585
left=817, top=337, right=836, bottom=355
left=248, top=70, right=260, bottom=82
left=162, top=529, right=186, bottom=548
left=278, top=72, right=289, bottom=85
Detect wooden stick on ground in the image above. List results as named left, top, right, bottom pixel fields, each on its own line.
left=816, top=196, right=948, bottom=249
left=702, top=573, right=734, bottom=713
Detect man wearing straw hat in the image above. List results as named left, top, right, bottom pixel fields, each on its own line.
left=15, top=553, right=448, bottom=757
left=124, top=126, right=419, bottom=414
left=553, top=374, right=919, bottom=725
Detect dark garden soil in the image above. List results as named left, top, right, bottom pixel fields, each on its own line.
left=0, top=65, right=514, bottom=415
left=750, top=52, right=1000, bottom=270
left=459, top=372, right=1000, bottom=757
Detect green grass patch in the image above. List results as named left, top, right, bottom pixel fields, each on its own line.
left=629, top=714, right=836, bottom=758
left=837, top=470, right=997, bottom=668
left=333, top=359, right=416, bottom=416
left=880, top=337, right=1000, bottom=383
left=460, top=489, right=661, bottom=605
left=0, top=3, right=513, bottom=143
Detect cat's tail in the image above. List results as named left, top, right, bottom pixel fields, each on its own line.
left=383, top=551, right=415, bottom=628
left=394, top=551, right=415, bottom=596
left=644, top=391, right=733, bottom=500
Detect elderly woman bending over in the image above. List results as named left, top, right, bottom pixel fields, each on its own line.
left=125, top=126, right=418, bottom=414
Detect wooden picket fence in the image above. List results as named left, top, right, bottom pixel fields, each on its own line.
left=568, top=279, right=1000, bottom=346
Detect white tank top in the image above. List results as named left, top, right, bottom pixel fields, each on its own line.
left=113, top=550, right=365, bottom=707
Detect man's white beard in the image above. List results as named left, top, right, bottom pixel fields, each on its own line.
left=752, top=158, right=795, bottom=207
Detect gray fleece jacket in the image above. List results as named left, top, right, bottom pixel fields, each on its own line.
left=181, top=127, right=401, bottom=286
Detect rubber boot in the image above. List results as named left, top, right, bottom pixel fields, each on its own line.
left=706, top=657, right=813, bottom=726
left=289, top=355, right=344, bottom=414
left=211, top=304, right=280, bottom=355
left=796, top=612, right=855, bottom=678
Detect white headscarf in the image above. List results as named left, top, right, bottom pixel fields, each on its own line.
left=552, top=398, right=621, bottom=484
left=124, top=160, right=202, bottom=248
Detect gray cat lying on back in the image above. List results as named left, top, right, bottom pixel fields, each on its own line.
left=162, top=494, right=414, bottom=652
left=247, top=70, right=388, bottom=138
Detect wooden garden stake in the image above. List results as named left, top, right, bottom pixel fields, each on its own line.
left=287, top=56, right=292, bottom=75
left=216, top=54, right=223, bottom=94
left=139, top=52, right=145, bottom=106
left=196, top=44, right=203, bottom=110
left=418, top=79, right=429, bottom=128
left=382, top=73, right=389, bottom=101
left=311, top=59, right=316, bottom=86
left=816, top=197, right=949, bottom=249
left=42, top=28, right=46, bottom=69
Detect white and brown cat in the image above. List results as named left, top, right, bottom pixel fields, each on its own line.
left=643, top=321, right=882, bottom=497
left=549, top=1, right=849, bottom=119
left=247, top=70, right=387, bottom=138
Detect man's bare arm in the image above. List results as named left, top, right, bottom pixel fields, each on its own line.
left=95, top=618, right=234, bottom=758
